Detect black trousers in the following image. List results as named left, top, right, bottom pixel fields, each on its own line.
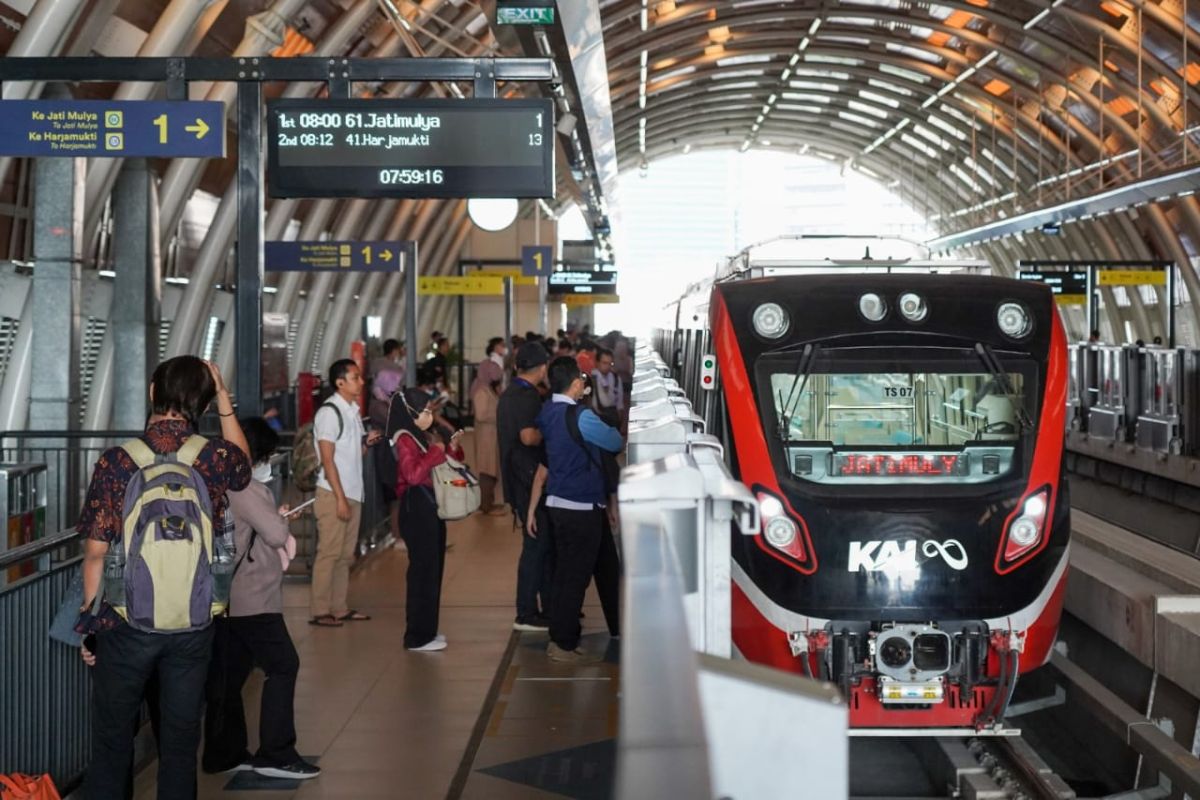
left=85, top=624, right=214, bottom=800
left=202, top=614, right=301, bottom=771
left=547, top=507, right=621, bottom=651
left=515, top=503, right=555, bottom=620
left=400, top=487, right=447, bottom=648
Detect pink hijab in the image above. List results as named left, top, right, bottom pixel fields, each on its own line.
left=469, top=357, right=504, bottom=399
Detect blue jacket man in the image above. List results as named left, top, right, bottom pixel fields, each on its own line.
left=527, top=356, right=623, bottom=663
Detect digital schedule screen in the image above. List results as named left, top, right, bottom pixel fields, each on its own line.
left=834, top=453, right=967, bottom=477
left=266, top=98, right=554, bottom=199
left=548, top=267, right=618, bottom=296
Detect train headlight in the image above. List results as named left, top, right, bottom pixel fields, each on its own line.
left=759, top=495, right=784, bottom=518
left=1009, top=517, right=1039, bottom=547
left=764, top=516, right=798, bottom=548
left=997, top=302, right=1032, bottom=339
left=1000, top=487, right=1050, bottom=567
left=752, top=302, right=790, bottom=339
left=898, top=292, right=928, bottom=322
left=859, top=293, right=887, bottom=322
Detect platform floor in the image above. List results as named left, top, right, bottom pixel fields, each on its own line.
left=130, top=506, right=620, bottom=800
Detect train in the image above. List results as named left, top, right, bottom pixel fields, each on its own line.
left=656, top=260, right=1070, bottom=731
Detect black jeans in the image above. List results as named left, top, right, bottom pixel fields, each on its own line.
left=85, top=624, right=214, bottom=800
left=516, top=503, right=555, bottom=620
left=203, top=614, right=301, bottom=771
left=547, top=507, right=621, bottom=651
left=400, top=487, right=447, bottom=648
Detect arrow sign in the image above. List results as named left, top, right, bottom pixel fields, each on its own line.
left=185, top=118, right=210, bottom=139
left=265, top=240, right=411, bottom=272
left=381, top=249, right=394, bottom=262
left=0, top=99, right=225, bottom=158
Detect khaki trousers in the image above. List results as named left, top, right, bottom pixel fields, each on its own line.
left=310, top=488, right=362, bottom=618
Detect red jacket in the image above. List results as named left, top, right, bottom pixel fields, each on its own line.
left=395, top=433, right=465, bottom=502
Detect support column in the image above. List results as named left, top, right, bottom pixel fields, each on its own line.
left=111, top=160, right=161, bottom=429
left=405, top=244, right=419, bottom=388
left=29, top=157, right=84, bottom=431
left=235, top=81, right=264, bottom=416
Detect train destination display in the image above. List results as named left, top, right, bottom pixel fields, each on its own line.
left=267, top=98, right=554, bottom=199
left=548, top=266, right=618, bottom=296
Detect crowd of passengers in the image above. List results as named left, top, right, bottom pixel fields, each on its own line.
left=69, top=326, right=633, bottom=799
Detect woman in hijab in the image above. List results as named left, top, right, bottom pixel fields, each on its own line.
left=470, top=345, right=506, bottom=515
left=393, top=388, right=465, bottom=651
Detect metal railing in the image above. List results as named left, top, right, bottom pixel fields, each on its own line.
left=0, top=529, right=91, bottom=791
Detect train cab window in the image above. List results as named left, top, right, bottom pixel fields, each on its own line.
left=760, top=351, right=1037, bottom=485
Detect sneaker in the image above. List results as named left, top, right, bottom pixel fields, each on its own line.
left=252, top=760, right=321, bottom=780
left=408, top=638, right=448, bottom=652
left=434, top=634, right=447, bottom=644
left=513, top=615, right=550, bottom=632
left=546, top=642, right=600, bottom=664
left=203, top=761, right=254, bottom=775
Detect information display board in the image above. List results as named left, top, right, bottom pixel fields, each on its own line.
left=264, top=240, right=407, bottom=272
left=419, top=276, right=505, bottom=296
left=267, top=98, right=554, bottom=199
left=0, top=99, right=225, bottom=158
left=549, top=266, right=618, bottom=296
left=1017, top=268, right=1089, bottom=305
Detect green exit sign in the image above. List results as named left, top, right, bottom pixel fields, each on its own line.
left=497, top=2, right=554, bottom=25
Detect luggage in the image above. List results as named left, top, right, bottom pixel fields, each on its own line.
left=291, top=402, right=342, bottom=493
left=0, top=774, right=61, bottom=800
left=103, top=435, right=228, bottom=632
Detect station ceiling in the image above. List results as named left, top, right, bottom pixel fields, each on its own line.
left=0, top=0, right=1198, bottom=350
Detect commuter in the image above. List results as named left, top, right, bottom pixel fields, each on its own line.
left=393, top=388, right=466, bottom=651
left=591, top=347, right=624, bottom=430
left=498, top=343, right=554, bottom=632
left=1153, top=335, right=1164, bottom=346
left=1087, top=329, right=1100, bottom=344
left=369, top=338, right=406, bottom=428
left=576, top=340, right=597, bottom=375
left=203, top=418, right=318, bottom=781
left=426, top=335, right=450, bottom=387
left=409, top=363, right=457, bottom=440
left=556, top=339, right=575, bottom=358
left=528, top=357, right=623, bottom=663
left=471, top=341, right=506, bottom=514
left=309, top=359, right=381, bottom=627
left=77, top=356, right=251, bottom=800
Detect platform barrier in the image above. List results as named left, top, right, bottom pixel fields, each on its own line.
left=615, top=343, right=847, bottom=800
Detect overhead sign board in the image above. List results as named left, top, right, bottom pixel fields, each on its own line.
left=563, top=294, right=619, bottom=306
left=548, top=266, right=618, bottom=296
left=264, top=240, right=408, bottom=272
left=522, top=245, right=553, bottom=277
left=497, top=0, right=555, bottom=25
left=1098, top=269, right=1168, bottom=286
left=1017, top=268, right=1089, bottom=306
left=419, top=276, right=505, bottom=296
left=471, top=267, right=537, bottom=287
left=266, top=97, right=554, bottom=199
left=0, top=99, right=225, bottom=158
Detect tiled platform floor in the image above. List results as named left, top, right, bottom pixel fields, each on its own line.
left=131, top=499, right=620, bottom=800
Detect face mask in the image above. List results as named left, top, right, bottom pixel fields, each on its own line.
left=253, top=462, right=274, bottom=484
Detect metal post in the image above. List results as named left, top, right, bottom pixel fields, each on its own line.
left=1137, top=6, right=1144, bottom=178
left=1168, top=263, right=1177, bottom=348
left=504, top=276, right=513, bottom=348
left=1088, top=264, right=1098, bottom=340
left=235, top=81, right=264, bottom=417
left=111, top=159, right=161, bottom=429
left=405, top=243, right=419, bottom=388
left=457, top=260, right=466, bottom=409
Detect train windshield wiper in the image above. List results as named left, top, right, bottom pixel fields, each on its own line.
left=972, top=343, right=1033, bottom=433
left=779, top=343, right=820, bottom=441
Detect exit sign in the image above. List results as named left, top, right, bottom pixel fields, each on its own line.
left=497, top=0, right=554, bottom=25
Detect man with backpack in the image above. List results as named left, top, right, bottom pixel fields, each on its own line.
left=77, top=356, right=251, bottom=800
left=526, top=356, right=624, bottom=664
left=310, top=359, right=381, bottom=627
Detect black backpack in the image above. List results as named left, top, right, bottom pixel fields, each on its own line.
left=564, top=405, right=620, bottom=496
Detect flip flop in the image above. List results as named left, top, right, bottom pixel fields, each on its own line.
left=308, top=615, right=343, bottom=627
left=337, top=610, right=372, bottom=621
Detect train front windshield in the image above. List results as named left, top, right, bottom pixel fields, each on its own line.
left=761, top=349, right=1038, bottom=485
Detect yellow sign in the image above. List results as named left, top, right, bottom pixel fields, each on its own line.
left=418, top=276, right=505, bottom=296
left=1098, top=269, right=1167, bottom=286
left=563, top=294, right=620, bottom=306
left=1055, top=294, right=1087, bottom=306
left=472, top=268, right=537, bottom=287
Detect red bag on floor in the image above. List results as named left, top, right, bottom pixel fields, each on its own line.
left=0, top=774, right=61, bottom=800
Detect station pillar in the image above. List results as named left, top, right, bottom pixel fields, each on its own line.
left=110, top=159, right=162, bottom=430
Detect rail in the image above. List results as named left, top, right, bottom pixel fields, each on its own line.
left=0, top=528, right=82, bottom=572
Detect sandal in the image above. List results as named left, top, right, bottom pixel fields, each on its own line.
left=337, top=610, right=372, bottom=621
left=308, top=615, right=344, bottom=627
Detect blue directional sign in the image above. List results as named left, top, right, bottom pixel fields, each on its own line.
left=0, top=100, right=225, bottom=158
left=522, top=245, right=553, bottom=277
left=265, top=240, right=409, bottom=272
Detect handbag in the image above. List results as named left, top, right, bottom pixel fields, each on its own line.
left=0, top=773, right=62, bottom=800
left=431, top=456, right=481, bottom=521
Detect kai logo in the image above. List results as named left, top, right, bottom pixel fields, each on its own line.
left=847, top=539, right=969, bottom=572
